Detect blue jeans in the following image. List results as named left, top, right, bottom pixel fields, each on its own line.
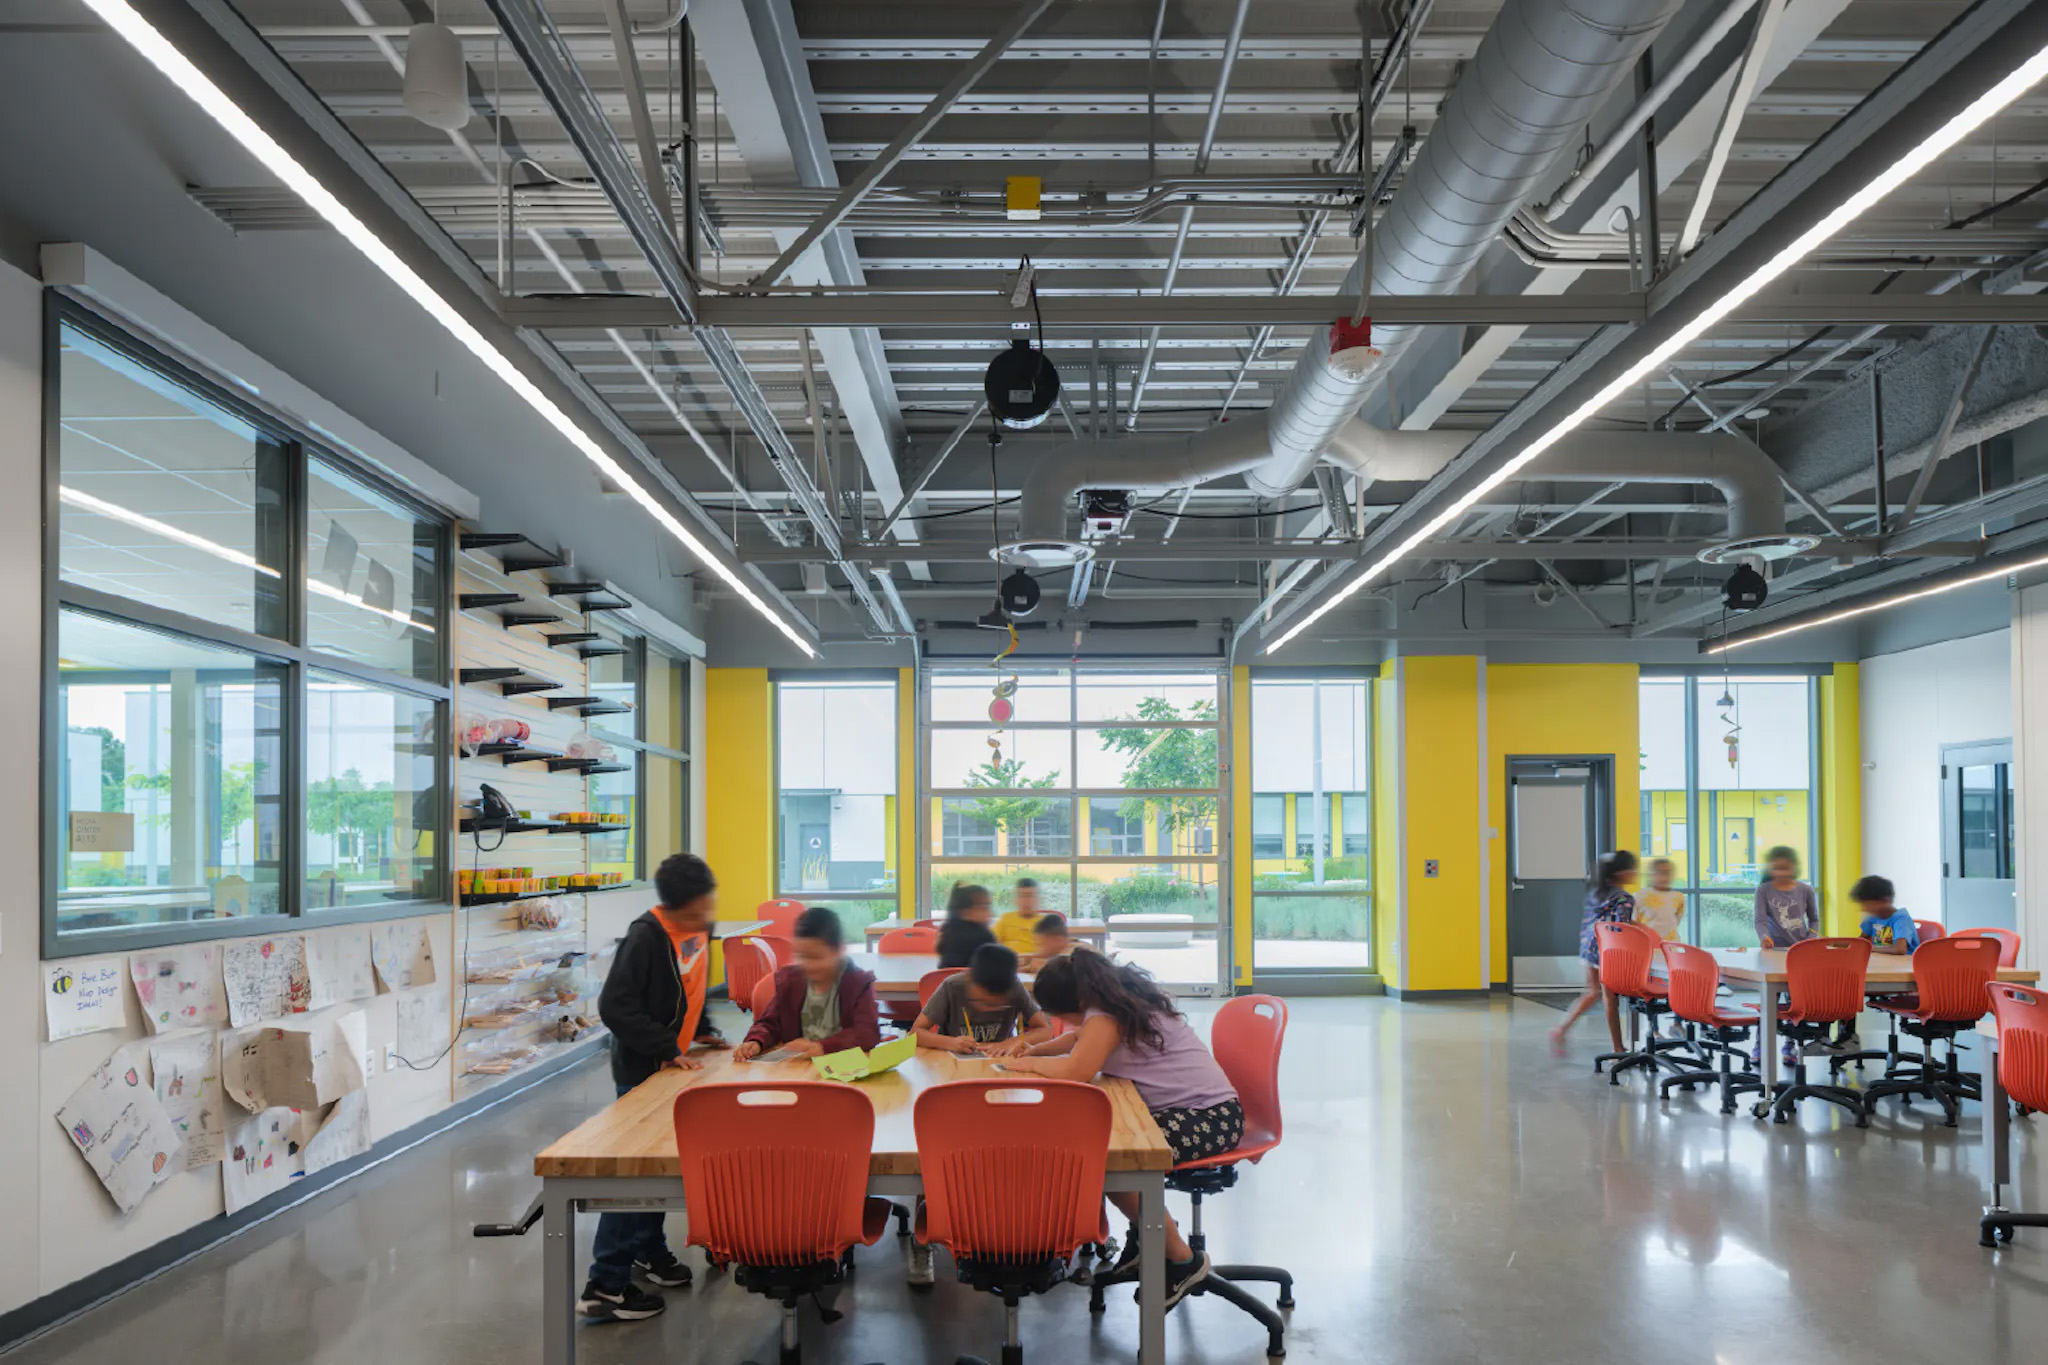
left=588, top=1084, right=670, bottom=1291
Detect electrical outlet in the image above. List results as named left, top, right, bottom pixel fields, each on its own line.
left=384, top=1045, right=399, bottom=1073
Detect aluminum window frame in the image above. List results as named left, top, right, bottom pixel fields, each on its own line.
left=771, top=670, right=901, bottom=906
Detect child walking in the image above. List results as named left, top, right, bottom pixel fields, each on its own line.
left=1008, top=953, right=1240, bottom=1311
left=1549, top=850, right=1637, bottom=1056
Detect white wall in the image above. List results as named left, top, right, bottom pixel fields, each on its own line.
left=1860, top=629, right=2012, bottom=924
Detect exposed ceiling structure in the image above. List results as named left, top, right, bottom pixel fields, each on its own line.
left=168, top=0, right=2048, bottom=656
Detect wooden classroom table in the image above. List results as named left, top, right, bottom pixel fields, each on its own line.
left=864, top=915, right=1112, bottom=946
left=1664, top=945, right=2038, bottom=1092
left=532, top=1050, right=1176, bottom=1365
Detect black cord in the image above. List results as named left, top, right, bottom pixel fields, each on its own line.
left=1129, top=502, right=1324, bottom=521
left=392, top=831, right=484, bottom=1071
left=914, top=495, right=1021, bottom=519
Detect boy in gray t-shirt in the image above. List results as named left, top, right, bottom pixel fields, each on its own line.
left=913, top=944, right=1054, bottom=1057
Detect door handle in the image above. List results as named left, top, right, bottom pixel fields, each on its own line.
left=1511, top=882, right=1526, bottom=891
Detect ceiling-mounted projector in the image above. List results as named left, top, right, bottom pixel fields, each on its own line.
left=985, top=339, right=1060, bottom=428
left=1001, top=569, right=1042, bottom=618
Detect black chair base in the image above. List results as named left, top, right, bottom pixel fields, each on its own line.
left=1754, top=1038, right=1870, bottom=1127
left=1861, top=1024, right=1978, bottom=1126
left=1656, top=1025, right=1763, bottom=1114
left=1089, top=1171, right=1291, bottom=1359
left=1980, top=1209, right=2048, bottom=1248
left=951, top=1259, right=1066, bottom=1365
left=1598, top=1001, right=1710, bottom=1083
left=732, top=1260, right=845, bottom=1365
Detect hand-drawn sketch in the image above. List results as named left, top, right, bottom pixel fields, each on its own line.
left=129, top=946, right=228, bottom=1034
left=223, top=1014, right=367, bottom=1114
left=305, top=927, right=376, bottom=1010
left=394, top=983, right=452, bottom=1062
left=148, top=1031, right=225, bottom=1169
left=44, top=957, right=127, bottom=1041
left=56, top=1046, right=182, bottom=1215
left=370, top=921, right=436, bottom=992
left=222, top=1104, right=306, bottom=1214
left=302, top=1091, right=371, bottom=1175
left=222, top=935, right=311, bottom=1026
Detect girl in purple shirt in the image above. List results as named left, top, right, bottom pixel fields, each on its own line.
left=1008, top=952, right=1239, bottom=1312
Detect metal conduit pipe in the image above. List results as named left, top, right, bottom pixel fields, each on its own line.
left=1319, top=422, right=1789, bottom=540
left=1003, top=0, right=1687, bottom=561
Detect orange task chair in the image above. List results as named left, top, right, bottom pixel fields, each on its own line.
left=726, top=937, right=777, bottom=1017
left=1956, top=927, right=2021, bottom=966
left=756, top=933, right=797, bottom=968
left=918, top=968, right=966, bottom=1012
left=1593, top=922, right=1688, bottom=1083
left=1916, top=919, right=1947, bottom=944
left=878, top=925, right=940, bottom=954
left=1760, top=937, right=1871, bottom=1126
left=673, top=1083, right=892, bottom=1365
left=1096, top=995, right=1293, bottom=1357
left=1980, top=984, right=2048, bottom=1248
left=757, top=899, right=807, bottom=939
left=1861, top=934, right=2002, bottom=1125
left=915, top=1079, right=1112, bottom=1365
left=1655, top=942, right=1766, bottom=1114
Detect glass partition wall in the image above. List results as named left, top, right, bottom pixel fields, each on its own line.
left=924, top=667, right=1227, bottom=992
left=1250, top=676, right=1372, bottom=973
left=1639, top=672, right=1820, bottom=948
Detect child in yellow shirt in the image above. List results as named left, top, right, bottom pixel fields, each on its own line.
left=1634, top=857, right=1686, bottom=942
left=992, top=877, right=1045, bottom=955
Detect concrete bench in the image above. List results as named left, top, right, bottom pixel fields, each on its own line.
left=1106, top=913, right=1199, bottom=949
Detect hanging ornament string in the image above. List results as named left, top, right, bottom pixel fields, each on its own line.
left=986, top=418, right=1019, bottom=748
left=1717, top=604, right=1741, bottom=770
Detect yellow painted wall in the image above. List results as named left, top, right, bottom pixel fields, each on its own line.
left=1483, top=664, right=1642, bottom=983
left=1231, top=665, right=1254, bottom=986
left=1819, top=662, right=1862, bottom=935
left=1400, top=657, right=1486, bottom=991
left=896, top=667, right=917, bottom=915
left=1373, top=660, right=1401, bottom=987
left=704, top=669, right=775, bottom=984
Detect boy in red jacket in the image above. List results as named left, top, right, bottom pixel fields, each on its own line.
left=732, top=906, right=881, bottom=1059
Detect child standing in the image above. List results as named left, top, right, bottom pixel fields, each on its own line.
left=1549, top=850, right=1637, bottom=1056
left=1754, top=846, right=1819, bottom=948
left=1634, top=857, right=1685, bottom=943
left=583, top=853, right=716, bottom=1321
left=993, top=877, right=1045, bottom=955
left=1009, top=953, right=1240, bottom=1311
left=732, top=906, right=881, bottom=1060
left=937, top=882, right=998, bottom=968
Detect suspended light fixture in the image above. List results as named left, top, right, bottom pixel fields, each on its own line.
left=402, top=21, right=472, bottom=131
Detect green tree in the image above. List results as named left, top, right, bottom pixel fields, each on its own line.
left=961, top=752, right=1060, bottom=844
left=307, top=768, right=395, bottom=876
left=1097, top=697, right=1219, bottom=854
left=129, top=759, right=266, bottom=870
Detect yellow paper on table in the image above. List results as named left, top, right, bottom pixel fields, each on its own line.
left=811, top=1033, right=916, bottom=1082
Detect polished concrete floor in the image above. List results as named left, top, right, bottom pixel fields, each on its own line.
left=9, top=995, right=2048, bottom=1364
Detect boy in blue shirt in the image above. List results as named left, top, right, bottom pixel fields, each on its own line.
left=1852, top=875, right=1920, bottom=955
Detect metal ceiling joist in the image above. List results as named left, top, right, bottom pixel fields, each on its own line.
left=482, top=0, right=892, bottom=632
left=737, top=535, right=1946, bottom=566
left=1261, top=0, right=2048, bottom=645
left=155, top=0, right=818, bottom=645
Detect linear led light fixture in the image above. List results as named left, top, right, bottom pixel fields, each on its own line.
left=79, top=0, right=817, bottom=659
left=1265, top=37, right=2048, bottom=654
left=1706, top=550, right=2048, bottom=653
left=61, top=485, right=437, bottom=632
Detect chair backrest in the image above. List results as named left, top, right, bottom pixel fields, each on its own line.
left=1595, top=922, right=1659, bottom=998
left=1915, top=919, right=1946, bottom=943
left=1659, top=942, right=1725, bottom=1024
left=756, top=933, right=796, bottom=968
left=914, top=1079, right=1110, bottom=1259
left=1907, top=934, right=2002, bottom=1020
left=725, top=937, right=776, bottom=1014
left=1955, top=926, right=2021, bottom=967
left=879, top=925, right=939, bottom=954
left=1987, top=984, right=2048, bottom=1112
left=913, top=917, right=941, bottom=929
left=756, top=899, right=806, bottom=938
left=1210, top=995, right=1287, bottom=1150
left=1782, top=937, right=1872, bottom=1022
left=918, top=967, right=965, bottom=1009
left=672, top=1082, right=876, bottom=1266
left=751, top=970, right=778, bottom=1015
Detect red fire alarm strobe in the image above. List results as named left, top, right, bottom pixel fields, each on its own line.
left=1327, top=316, right=1382, bottom=379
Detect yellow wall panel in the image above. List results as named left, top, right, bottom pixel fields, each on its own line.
left=897, top=667, right=918, bottom=917
left=1483, top=664, right=1641, bottom=984
left=1400, top=656, right=1485, bottom=991
left=1373, top=660, right=1402, bottom=987
left=704, top=669, right=775, bottom=982
left=1231, top=665, right=1254, bottom=985
left=1819, top=663, right=1862, bottom=935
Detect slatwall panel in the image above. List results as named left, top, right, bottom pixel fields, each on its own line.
left=450, top=543, right=613, bottom=1098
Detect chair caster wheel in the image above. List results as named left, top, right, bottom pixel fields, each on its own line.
left=1855, top=1116, right=1870, bottom=1129
left=2000, top=1226, right=2015, bottom=1244
left=1750, top=1102, right=1769, bottom=1120
left=1277, top=1293, right=1296, bottom=1309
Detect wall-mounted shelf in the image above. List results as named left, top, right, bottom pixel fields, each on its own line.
left=547, top=757, right=630, bottom=775
left=459, top=816, right=566, bottom=836
left=459, top=888, right=564, bottom=907
left=547, top=582, right=631, bottom=614
left=472, top=743, right=567, bottom=767
left=542, top=697, right=634, bottom=717
left=545, top=631, right=600, bottom=650
left=460, top=668, right=564, bottom=697
left=460, top=531, right=567, bottom=574
left=460, top=592, right=569, bottom=630
left=554, top=821, right=631, bottom=834
left=579, top=642, right=629, bottom=658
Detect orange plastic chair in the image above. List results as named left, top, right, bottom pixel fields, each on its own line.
left=1862, top=935, right=2002, bottom=1124
left=756, top=933, right=796, bottom=968
left=917, top=967, right=965, bottom=1010
left=915, top=1079, right=1111, bottom=1364
left=756, top=898, right=806, bottom=938
left=1593, top=922, right=1678, bottom=1083
left=725, top=937, right=777, bottom=1016
left=1916, top=919, right=1947, bottom=944
left=673, top=1082, right=891, bottom=1362
left=878, top=925, right=939, bottom=954
left=1654, top=942, right=1765, bottom=1114
left=1955, top=926, right=2021, bottom=967
left=1760, top=937, right=1871, bottom=1126
left=751, top=970, right=778, bottom=1016
left=913, top=917, right=941, bottom=929
left=1981, top=984, right=2048, bottom=1247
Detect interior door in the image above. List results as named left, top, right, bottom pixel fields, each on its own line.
left=1943, top=741, right=2017, bottom=933
left=1507, top=759, right=1609, bottom=989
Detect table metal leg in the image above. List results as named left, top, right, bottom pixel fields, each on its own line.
left=1137, top=1175, right=1165, bottom=1365
left=1985, top=1031, right=2009, bottom=1210
left=543, top=1184, right=576, bottom=1365
left=1760, top=1001, right=1780, bottom=1095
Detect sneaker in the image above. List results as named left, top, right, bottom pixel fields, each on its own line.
left=634, top=1249, right=692, bottom=1288
left=1800, top=1040, right=1835, bottom=1058
left=1781, top=1042, right=1799, bottom=1068
left=1107, top=1226, right=1140, bottom=1280
left=1831, top=1032, right=1862, bottom=1056
left=580, top=1281, right=665, bottom=1322
left=1160, top=1253, right=1213, bottom=1312
left=907, top=1241, right=936, bottom=1286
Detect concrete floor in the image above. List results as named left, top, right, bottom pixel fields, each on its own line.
left=9, top=996, right=2048, bottom=1365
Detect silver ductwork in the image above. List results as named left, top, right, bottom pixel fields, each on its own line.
left=1321, top=422, right=1795, bottom=544
left=1006, top=0, right=1686, bottom=561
